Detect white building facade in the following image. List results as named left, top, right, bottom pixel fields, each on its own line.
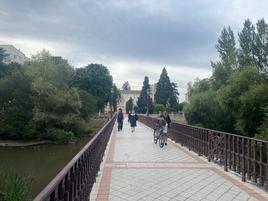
left=0, top=45, right=29, bottom=64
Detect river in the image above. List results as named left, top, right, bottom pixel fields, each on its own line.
left=0, top=137, right=91, bottom=199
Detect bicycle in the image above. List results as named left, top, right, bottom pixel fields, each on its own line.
left=153, top=124, right=168, bottom=148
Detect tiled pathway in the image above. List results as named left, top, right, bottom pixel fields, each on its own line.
left=90, top=119, right=268, bottom=201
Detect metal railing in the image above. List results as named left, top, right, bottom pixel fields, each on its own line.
left=33, top=116, right=116, bottom=201
left=139, top=115, right=268, bottom=189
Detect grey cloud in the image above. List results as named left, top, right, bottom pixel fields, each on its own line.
left=0, top=0, right=267, bottom=70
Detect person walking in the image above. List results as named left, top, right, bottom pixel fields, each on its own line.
left=164, top=111, right=171, bottom=128
left=129, top=110, right=138, bottom=132
left=117, top=108, right=124, bottom=131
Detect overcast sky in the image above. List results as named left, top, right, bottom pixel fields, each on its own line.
left=0, top=0, right=267, bottom=101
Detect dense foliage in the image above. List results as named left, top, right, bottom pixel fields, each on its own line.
left=122, top=81, right=131, bottom=90
left=0, top=172, right=32, bottom=201
left=0, top=50, right=118, bottom=141
left=184, top=18, right=268, bottom=139
left=72, top=64, right=113, bottom=110
left=125, top=97, right=133, bottom=113
left=136, top=76, right=153, bottom=114
left=154, top=68, right=179, bottom=112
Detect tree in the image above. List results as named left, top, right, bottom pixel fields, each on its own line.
left=110, top=84, right=121, bottom=112
left=125, top=97, right=133, bottom=113
left=154, top=68, right=179, bottom=111
left=216, top=26, right=238, bottom=68
left=236, top=83, right=268, bottom=137
left=78, top=90, right=98, bottom=120
left=212, top=26, right=237, bottom=90
left=184, top=89, right=224, bottom=130
left=72, top=64, right=113, bottom=110
left=253, top=18, right=268, bottom=74
left=122, top=81, right=131, bottom=90
left=136, top=76, right=153, bottom=114
left=24, top=51, right=81, bottom=141
left=0, top=70, right=33, bottom=139
left=238, top=19, right=256, bottom=67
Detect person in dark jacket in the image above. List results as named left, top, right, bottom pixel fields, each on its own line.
left=117, top=108, right=124, bottom=131
left=129, top=110, right=138, bottom=132
left=164, top=111, right=171, bottom=128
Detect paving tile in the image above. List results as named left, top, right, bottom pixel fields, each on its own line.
left=90, top=119, right=267, bottom=201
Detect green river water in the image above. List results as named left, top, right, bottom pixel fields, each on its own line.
left=0, top=137, right=91, bottom=200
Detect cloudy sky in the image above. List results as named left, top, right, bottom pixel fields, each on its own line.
left=0, top=0, right=267, bottom=101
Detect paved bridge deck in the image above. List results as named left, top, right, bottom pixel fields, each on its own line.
left=90, top=119, right=268, bottom=201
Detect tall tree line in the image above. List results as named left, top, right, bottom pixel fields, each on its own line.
left=184, top=18, right=268, bottom=139
left=136, top=68, right=179, bottom=114
left=0, top=50, right=120, bottom=141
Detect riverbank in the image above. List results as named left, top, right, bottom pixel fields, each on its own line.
left=0, top=140, right=53, bottom=147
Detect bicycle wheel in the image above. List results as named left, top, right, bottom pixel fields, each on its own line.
left=159, top=134, right=164, bottom=148
left=153, top=129, right=158, bottom=144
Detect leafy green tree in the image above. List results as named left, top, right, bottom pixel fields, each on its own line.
left=30, top=78, right=81, bottom=141
left=110, top=84, right=121, bottom=112
left=216, top=26, right=237, bottom=68
left=122, top=81, right=131, bottom=90
left=238, top=19, right=256, bottom=67
left=184, top=89, right=221, bottom=129
left=217, top=66, right=262, bottom=134
left=24, top=51, right=81, bottom=141
left=0, top=70, right=33, bottom=139
left=72, top=64, right=113, bottom=110
left=155, top=68, right=179, bottom=111
left=137, top=76, right=153, bottom=114
left=125, top=97, right=133, bottom=113
left=253, top=18, right=268, bottom=74
left=256, top=106, right=268, bottom=140
left=0, top=62, right=21, bottom=79
left=236, top=83, right=268, bottom=136
left=212, top=26, right=237, bottom=89
left=78, top=89, right=98, bottom=120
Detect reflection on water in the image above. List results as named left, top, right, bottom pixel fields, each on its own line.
left=0, top=137, right=90, bottom=199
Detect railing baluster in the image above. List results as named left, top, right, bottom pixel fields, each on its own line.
left=33, top=116, right=116, bottom=201
left=138, top=115, right=268, bottom=189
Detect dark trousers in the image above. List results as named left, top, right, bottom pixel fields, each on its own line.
left=118, top=121, right=123, bottom=131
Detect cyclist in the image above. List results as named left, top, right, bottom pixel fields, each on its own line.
left=158, top=111, right=168, bottom=145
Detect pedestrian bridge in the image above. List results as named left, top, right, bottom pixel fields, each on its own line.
left=34, top=116, right=268, bottom=201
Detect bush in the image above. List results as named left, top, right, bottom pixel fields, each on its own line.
left=47, top=129, right=74, bottom=142
left=0, top=172, right=32, bottom=201
left=153, top=104, right=165, bottom=113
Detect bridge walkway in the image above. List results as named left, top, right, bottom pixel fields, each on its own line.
left=90, top=119, right=268, bottom=201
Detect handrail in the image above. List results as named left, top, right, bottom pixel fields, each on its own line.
left=33, top=115, right=116, bottom=201
left=139, top=115, right=268, bottom=189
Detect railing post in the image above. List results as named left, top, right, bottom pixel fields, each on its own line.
left=260, top=142, right=264, bottom=186
left=242, top=138, right=246, bottom=182
left=224, top=134, right=228, bottom=172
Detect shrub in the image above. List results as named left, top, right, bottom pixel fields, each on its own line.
left=0, top=172, right=32, bottom=201
left=153, top=103, right=165, bottom=113
left=47, top=129, right=74, bottom=142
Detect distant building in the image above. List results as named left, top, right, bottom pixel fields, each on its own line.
left=0, top=45, right=29, bottom=64
left=117, top=90, right=141, bottom=113
left=117, top=83, right=157, bottom=113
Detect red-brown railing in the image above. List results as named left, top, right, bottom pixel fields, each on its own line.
left=33, top=116, right=116, bottom=201
left=139, top=115, right=268, bottom=188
